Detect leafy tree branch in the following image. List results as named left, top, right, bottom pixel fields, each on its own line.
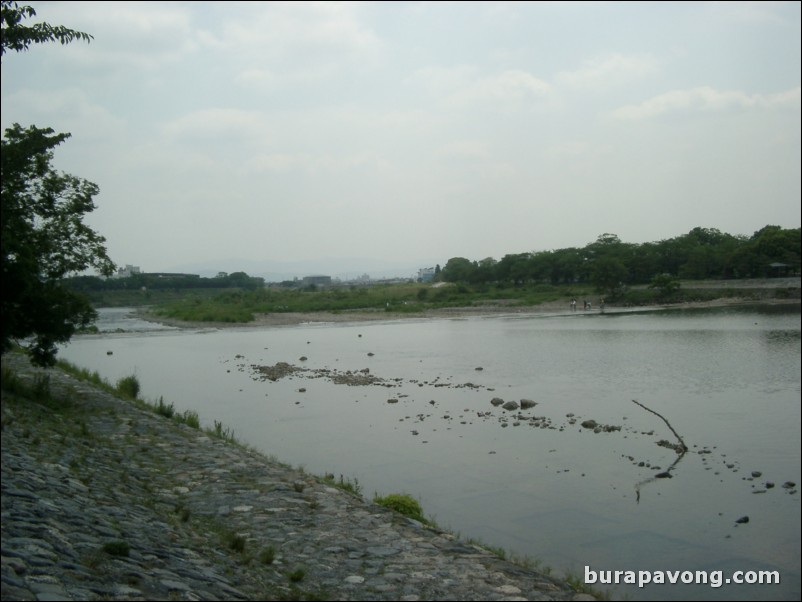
left=1, top=0, right=92, bottom=58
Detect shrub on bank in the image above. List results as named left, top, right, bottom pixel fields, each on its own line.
left=116, top=375, right=140, bottom=399
left=374, top=493, right=426, bottom=523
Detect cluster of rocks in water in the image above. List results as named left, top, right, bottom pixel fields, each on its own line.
left=252, top=362, right=388, bottom=387
left=574, top=418, right=622, bottom=434
left=249, top=360, right=489, bottom=390
left=490, top=397, right=538, bottom=411
left=245, top=357, right=798, bottom=511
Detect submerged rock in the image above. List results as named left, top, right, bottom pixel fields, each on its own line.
left=252, top=362, right=302, bottom=381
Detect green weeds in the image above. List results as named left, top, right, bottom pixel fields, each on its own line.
left=321, top=473, right=362, bottom=497
left=181, top=409, right=200, bottom=429
left=154, top=395, right=175, bottom=418
left=207, top=420, right=239, bottom=444
left=564, top=569, right=612, bottom=600
left=226, top=532, right=246, bottom=553
left=258, top=546, right=276, bottom=565
left=174, top=501, right=191, bottom=523
left=115, top=374, right=140, bottom=399
left=102, top=540, right=130, bottom=557
left=1, top=366, right=53, bottom=405
left=374, top=493, right=427, bottom=523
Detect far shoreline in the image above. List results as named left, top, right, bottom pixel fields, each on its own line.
left=135, top=295, right=800, bottom=331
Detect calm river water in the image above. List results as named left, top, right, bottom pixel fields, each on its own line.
left=60, top=304, right=801, bottom=601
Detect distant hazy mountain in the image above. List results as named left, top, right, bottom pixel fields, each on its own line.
left=162, top=257, right=441, bottom=282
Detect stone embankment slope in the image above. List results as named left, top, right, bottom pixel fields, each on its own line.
left=1, top=353, right=595, bottom=601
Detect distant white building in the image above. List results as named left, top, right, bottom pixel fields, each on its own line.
left=113, top=264, right=141, bottom=278
left=302, top=275, right=332, bottom=287
left=418, top=267, right=435, bottom=282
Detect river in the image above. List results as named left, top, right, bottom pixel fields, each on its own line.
left=59, top=303, right=801, bottom=601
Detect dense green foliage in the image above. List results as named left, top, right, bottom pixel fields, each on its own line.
left=440, top=227, right=799, bottom=291
left=146, top=225, right=798, bottom=324
left=1, top=123, right=115, bottom=366
left=153, top=281, right=585, bottom=322
left=154, top=277, right=798, bottom=324
left=64, top=270, right=265, bottom=294
left=1, top=3, right=112, bottom=367
left=61, top=286, right=229, bottom=309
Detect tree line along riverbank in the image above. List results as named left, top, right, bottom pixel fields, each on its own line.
left=77, top=277, right=801, bottom=326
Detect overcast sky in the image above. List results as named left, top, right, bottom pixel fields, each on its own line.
left=2, top=1, right=800, bottom=276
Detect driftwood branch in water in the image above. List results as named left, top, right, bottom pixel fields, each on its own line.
left=631, top=399, right=687, bottom=452
left=635, top=452, right=685, bottom=504
left=631, top=399, right=688, bottom=504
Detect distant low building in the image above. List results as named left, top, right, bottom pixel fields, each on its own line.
left=112, top=264, right=141, bottom=279
left=418, top=267, right=435, bottom=283
left=302, top=275, right=332, bottom=287
left=149, top=273, right=200, bottom=280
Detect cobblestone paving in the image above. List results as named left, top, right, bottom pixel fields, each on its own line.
left=2, top=353, right=595, bottom=601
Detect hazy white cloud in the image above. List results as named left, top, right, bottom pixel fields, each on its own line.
left=225, top=2, right=378, bottom=51
left=220, top=1, right=382, bottom=82
left=411, top=66, right=552, bottom=109
left=557, top=53, right=658, bottom=89
left=42, top=1, right=201, bottom=70
left=235, top=68, right=279, bottom=89
left=436, top=140, right=491, bottom=160
left=458, top=69, right=552, bottom=105
left=719, top=0, right=794, bottom=26
left=2, top=1, right=798, bottom=274
left=613, top=85, right=801, bottom=120
left=547, top=141, right=593, bottom=157
left=2, top=87, right=126, bottom=140
left=162, top=108, right=273, bottom=145
left=245, top=153, right=308, bottom=173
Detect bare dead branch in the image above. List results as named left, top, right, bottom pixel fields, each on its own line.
left=632, top=399, right=687, bottom=452
left=631, top=399, right=688, bottom=503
